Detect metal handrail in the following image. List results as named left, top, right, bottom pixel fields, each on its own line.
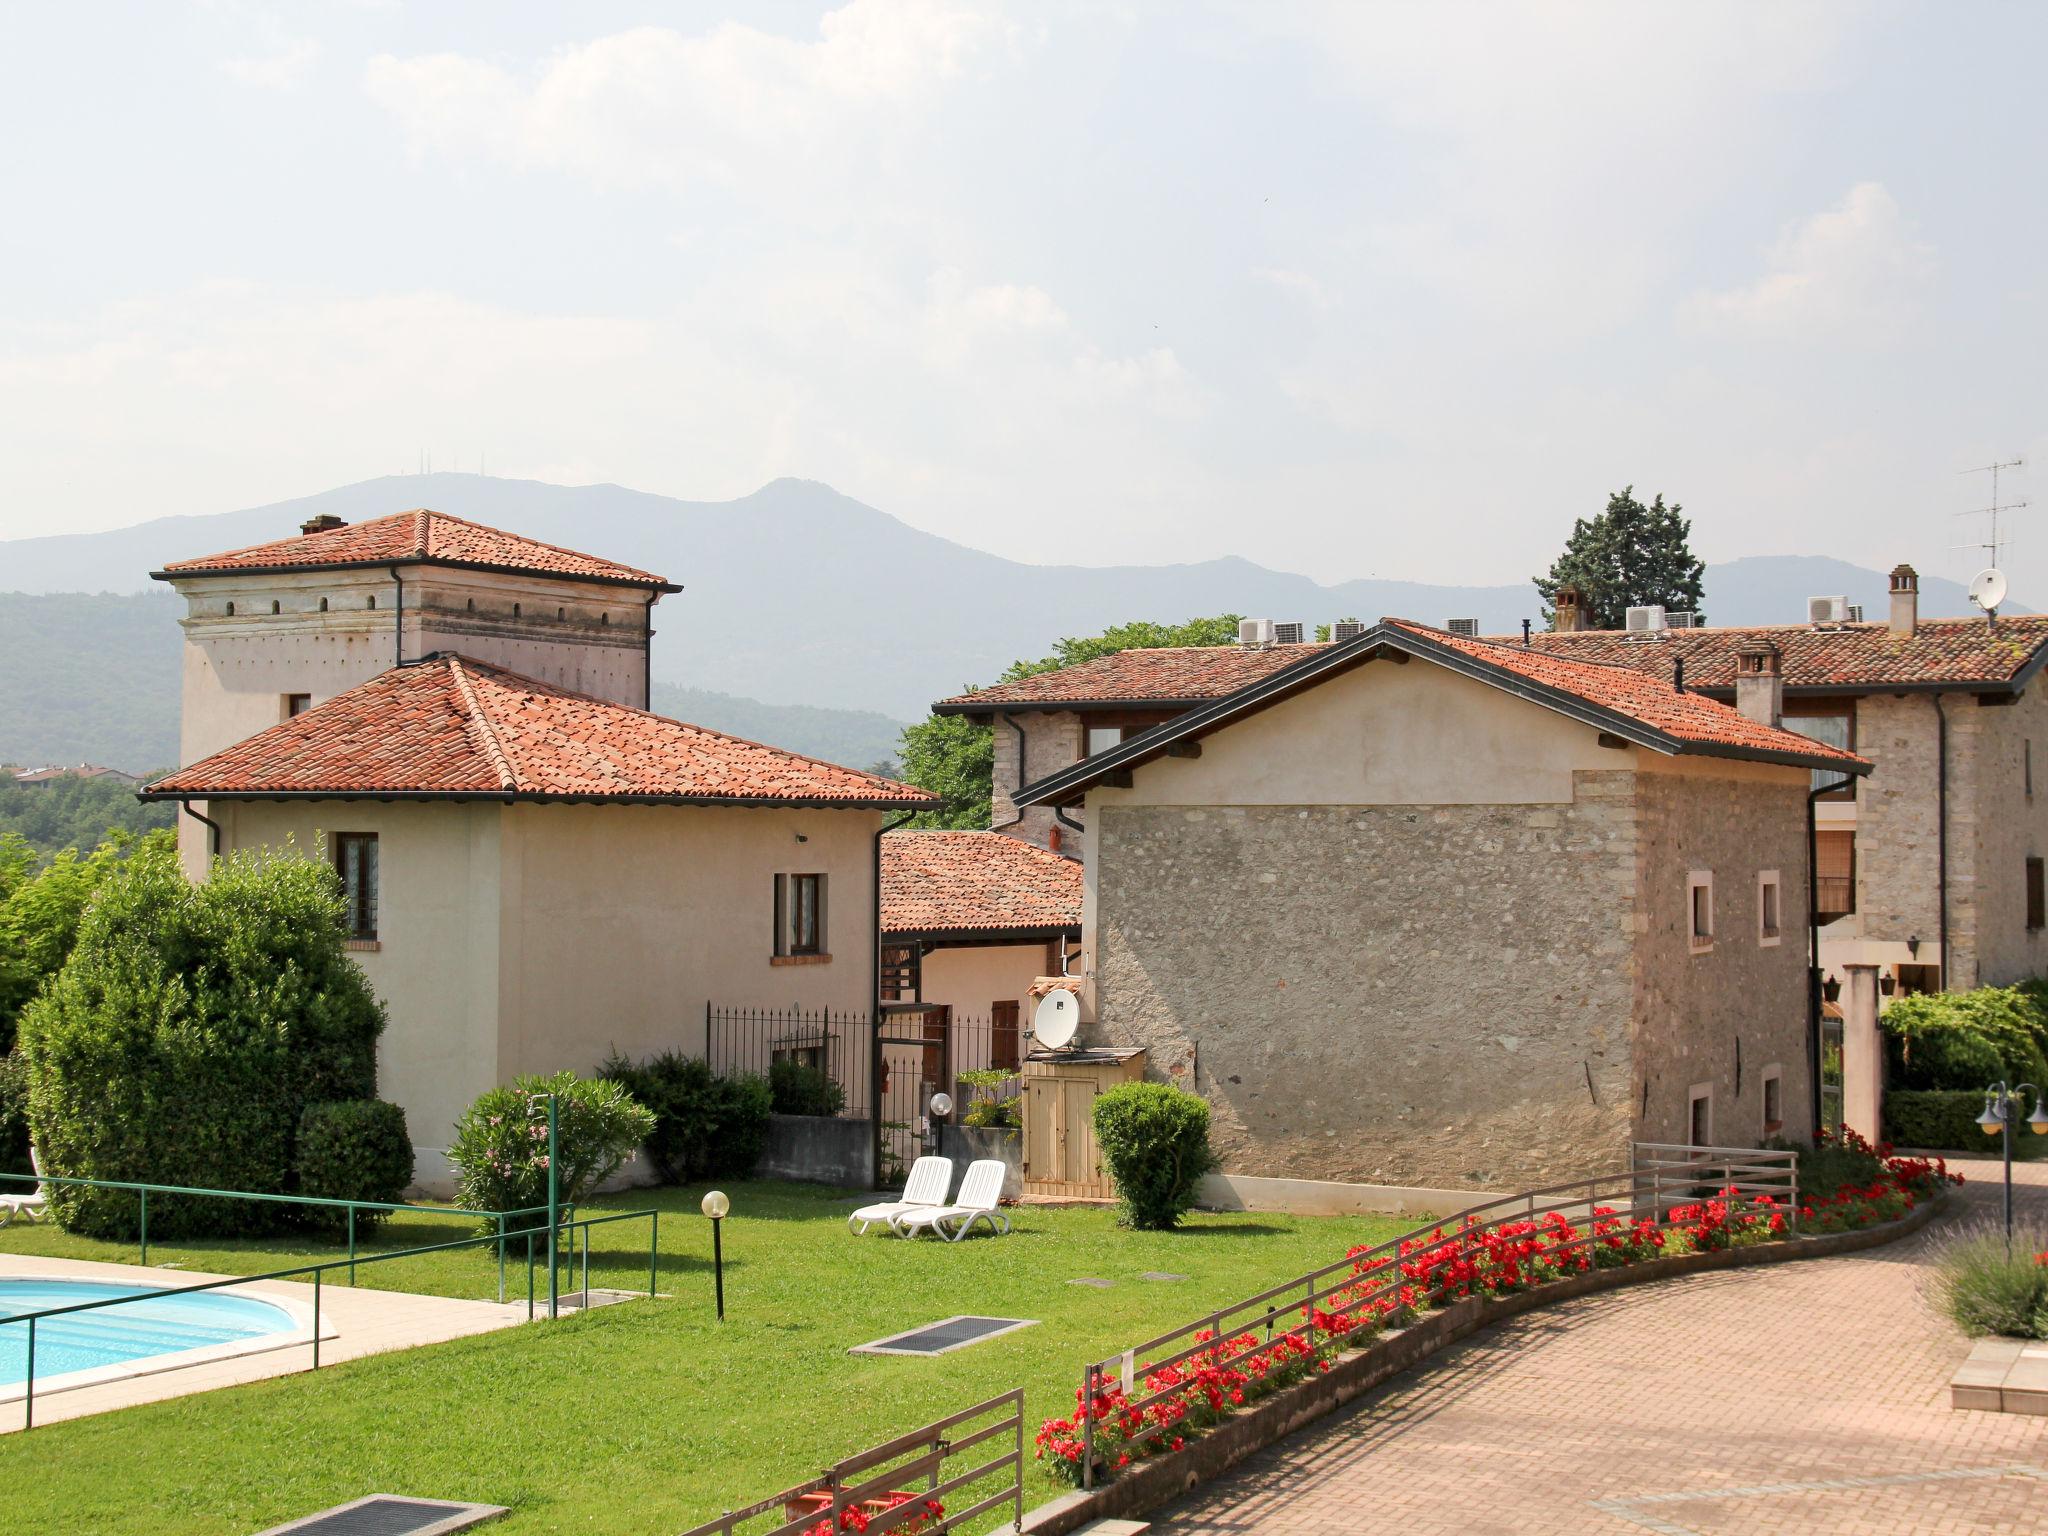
left=1, top=1205, right=661, bottom=1431
left=676, top=1389, right=1025, bottom=1536
left=1074, top=1144, right=1799, bottom=1486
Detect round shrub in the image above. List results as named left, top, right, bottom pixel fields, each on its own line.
left=18, top=838, right=387, bottom=1239
left=769, top=1059, right=845, bottom=1118
left=448, top=1072, right=655, bottom=1218
left=1091, top=1081, right=1217, bottom=1231
left=294, top=1100, right=415, bottom=1234
left=601, top=1052, right=771, bottom=1183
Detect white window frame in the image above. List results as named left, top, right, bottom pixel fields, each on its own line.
left=1687, top=870, right=1714, bottom=954
left=1687, top=1082, right=1714, bottom=1147
left=1757, top=870, right=1782, bottom=947
left=1760, top=1064, right=1785, bottom=1138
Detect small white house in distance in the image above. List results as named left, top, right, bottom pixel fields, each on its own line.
left=1011, top=619, right=1870, bottom=1198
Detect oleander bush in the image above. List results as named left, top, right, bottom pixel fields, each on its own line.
left=18, top=838, right=387, bottom=1239
left=1930, top=1220, right=2048, bottom=1339
left=1091, top=1082, right=1217, bottom=1231
left=600, top=1051, right=771, bottom=1182
left=769, top=1059, right=846, bottom=1118
left=448, top=1071, right=655, bottom=1219
left=293, top=1100, right=415, bottom=1234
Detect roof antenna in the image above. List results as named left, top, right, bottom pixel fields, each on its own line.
left=1673, top=656, right=1685, bottom=694
left=1956, top=457, right=2025, bottom=571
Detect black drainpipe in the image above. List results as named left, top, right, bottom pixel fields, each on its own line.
left=1934, top=693, right=1950, bottom=985
left=388, top=566, right=405, bottom=665
left=642, top=591, right=659, bottom=711
left=180, top=799, right=223, bottom=860
left=1054, top=803, right=1085, bottom=856
left=871, top=807, right=918, bottom=1184
left=990, top=714, right=1028, bottom=832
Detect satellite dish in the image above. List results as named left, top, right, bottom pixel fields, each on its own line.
left=1970, top=568, right=2010, bottom=613
left=1032, top=988, right=1080, bottom=1050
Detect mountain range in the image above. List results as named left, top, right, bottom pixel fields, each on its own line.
left=0, top=474, right=2017, bottom=772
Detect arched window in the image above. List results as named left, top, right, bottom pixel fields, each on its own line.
left=367, top=595, right=376, bottom=610
left=513, top=602, right=522, bottom=617
left=319, top=597, right=329, bottom=612
left=466, top=598, right=475, bottom=612
left=557, top=607, right=565, bottom=620
left=600, top=612, right=609, bottom=627
left=271, top=600, right=280, bottom=614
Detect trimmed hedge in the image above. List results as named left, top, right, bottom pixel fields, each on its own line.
left=769, top=1059, right=845, bottom=1118
left=601, top=1052, right=771, bottom=1183
left=18, top=839, right=387, bottom=1239
left=1884, top=1090, right=1990, bottom=1151
left=294, top=1100, right=415, bottom=1234
left=1092, top=1082, right=1217, bottom=1231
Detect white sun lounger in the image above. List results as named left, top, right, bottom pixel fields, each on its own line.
left=848, top=1155, right=954, bottom=1234
left=0, top=1146, right=51, bottom=1227
left=891, top=1158, right=1010, bottom=1242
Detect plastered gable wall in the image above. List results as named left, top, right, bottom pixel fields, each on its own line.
left=1629, top=760, right=1815, bottom=1148
left=1957, top=683, right=2048, bottom=986
left=1083, top=659, right=1645, bottom=1189
left=210, top=799, right=505, bottom=1185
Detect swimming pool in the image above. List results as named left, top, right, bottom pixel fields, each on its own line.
left=0, top=1277, right=305, bottom=1396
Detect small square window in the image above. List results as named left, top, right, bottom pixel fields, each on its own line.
left=1688, top=871, right=1714, bottom=953
left=284, top=693, right=312, bottom=719
left=1085, top=726, right=1123, bottom=758
left=1757, top=871, right=1782, bottom=946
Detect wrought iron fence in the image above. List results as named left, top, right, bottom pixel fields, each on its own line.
left=707, top=1005, right=876, bottom=1117
left=675, top=1390, right=1025, bottom=1536
left=1070, top=1143, right=1798, bottom=1488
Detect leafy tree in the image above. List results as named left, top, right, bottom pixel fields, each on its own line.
left=898, top=615, right=1242, bottom=828
left=19, top=837, right=389, bottom=1237
left=1534, top=487, right=1705, bottom=629
left=0, top=773, right=174, bottom=861
left=0, top=830, right=162, bottom=1051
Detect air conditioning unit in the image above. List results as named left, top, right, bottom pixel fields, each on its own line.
left=1332, top=619, right=1368, bottom=642
left=1273, top=621, right=1306, bottom=645
left=1846, top=604, right=1864, bottom=623
left=1807, top=595, right=1848, bottom=625
left=1238, top=618, right=1275, bottom=647
left=1665, top=611, right=1703, bottom=629
left=1625, top=605, right=1668, bottom=633
left=1447, top=618, right=1479, bottom=637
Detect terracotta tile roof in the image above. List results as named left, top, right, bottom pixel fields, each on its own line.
left=880, top=829, right=1083, bottom=937
left=156, top=509, right=677, bottom=590
left=1382, top=620, right=1868, bottom=766
left=1485, top=616, right=2048, bottom=693
left=933, top=646, right=1315, bottom=712
left=145, top=656, right=935, bottom=807
left=1012, top=619, right=1868, bottom=808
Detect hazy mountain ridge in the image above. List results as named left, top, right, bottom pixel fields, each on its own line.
left=0, top=474, right=2018, bottom=757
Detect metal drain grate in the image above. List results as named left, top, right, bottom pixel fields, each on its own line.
left=851, top=1315, right=1038, bottom=1356
left=255, top=1495, right=509, bottom=1536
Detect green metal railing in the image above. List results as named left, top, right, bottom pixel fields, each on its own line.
left=1, top=1204, right=661, bottom=1430
left=0, top=1170, right=561, bottom=1303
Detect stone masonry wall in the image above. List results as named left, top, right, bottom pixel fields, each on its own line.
left=991, top=709, right=1084, bottom=852
left=1629, top=768, right=1815, bottom=1149
left=1955, top=682, right=2048, bottom=987
left=1854, top=694, right=1948, bottom=975
left=1090, top=773, right=1641, bottom=1190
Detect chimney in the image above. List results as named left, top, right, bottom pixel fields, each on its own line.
left=1735, top=640, right=1783, bottom=729
left=299, top=513, right=346, bottom=536
left=1553, top=584, right=1588, bottom=633
left=1888, top=564, right=1919, bottom=636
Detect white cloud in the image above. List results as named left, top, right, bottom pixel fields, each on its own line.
left=1679, top=182, right=1934, bottom=341
left=1252, top=267, right=1333, bottom=311
left=219, top=38, right=318, bottom=91
left=364, top=2, right=1018, bottom=190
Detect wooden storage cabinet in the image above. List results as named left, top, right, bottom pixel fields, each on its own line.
left=1019, top=1047, right=1146, bottom=1199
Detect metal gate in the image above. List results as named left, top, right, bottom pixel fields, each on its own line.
left=875, top=1004, right=951, bottom=1189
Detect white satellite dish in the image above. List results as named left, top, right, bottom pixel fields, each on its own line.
left=1031, top=988, right=1080, bottom=1050
left=1970, top=567, right=2009, bottom=613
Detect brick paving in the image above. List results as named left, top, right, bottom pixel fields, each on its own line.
left=1152, top=1156, right=2048, bottom=1535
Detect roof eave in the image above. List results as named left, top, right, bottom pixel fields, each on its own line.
left=139, top=787, right=930, bottom=810
left=151, top=557, right=682, bottom=595
left=931, top=695, right=1223, bottom=717
left=880, top=922, right=1082, bottom=944
left=1669, top=742, right=1874, bottom=776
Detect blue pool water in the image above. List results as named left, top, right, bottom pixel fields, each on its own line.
left=0, top=1278, right=297, bottom=1386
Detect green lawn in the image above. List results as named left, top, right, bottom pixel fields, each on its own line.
left=0, top=1182, right=1406, bottom=1534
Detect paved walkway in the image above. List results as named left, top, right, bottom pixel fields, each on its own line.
left=1153, top=1156, right=2048, bottom=1536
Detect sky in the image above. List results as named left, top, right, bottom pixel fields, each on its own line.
left=3, top=2, right=2046, bottom=597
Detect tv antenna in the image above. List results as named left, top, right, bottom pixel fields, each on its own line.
left=1955, top=457, right=2026, bottom=568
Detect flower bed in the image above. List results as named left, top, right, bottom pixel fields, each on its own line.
left=1036, top=1141, right=1957, bottom=1487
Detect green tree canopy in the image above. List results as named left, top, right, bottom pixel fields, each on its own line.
left=19, top=836, right=389, bottom=1236
left=0, top=773, right=174, bottom=862
left=0, top=829, right=165, bottom=1052
left=1534, top=487, right=1705, bottom=630
left=898, top=615, right=1242, bottom=829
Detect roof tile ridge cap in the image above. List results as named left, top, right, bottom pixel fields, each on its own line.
left=413, top=507, right=433, bottom=558
left=445, top=657, right=519, bottom=793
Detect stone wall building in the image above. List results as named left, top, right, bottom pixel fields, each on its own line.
left=1010, top=620, right=1864, bottom=1190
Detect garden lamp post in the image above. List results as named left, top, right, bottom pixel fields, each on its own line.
left=702, top=1189, right=729, bottom=1320
left=1977, top=1080, right=2048, bottom=1252
left=927, top=1091, right=953, bottom=1158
